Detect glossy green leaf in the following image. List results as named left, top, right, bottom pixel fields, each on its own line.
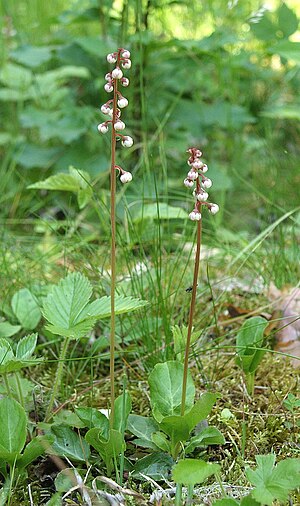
left=160, top=415, right=190, bottom=446
left=50, top=425, right=90, bottom=462
left=0, top=398, right=26, bottom=464
left=11, top=288, right=41, bottom=330
left=185, top=427, right=225, bottom=454
left=151, top=431, right=171, bottom=453
left=85, top=428, right=124, bottom=474
left=132, top=452, right=174, bottom=480
left=75, top=407, right=109, bottom=433
left=0, top=63, right=32, bottom=89
left=127, top=414, right=160, bottom=450
left=149, top=361, right=195, bottom=422
left=172, top=459, right=220, bottom=486
left=16, top=333, right=37, bottom=359
left=113, top=392, right=132, bottom=433
left=11, top=45, right=52, bottom=68
left=236, top=317, right=268, bottom=374
left=184, top=393, right=218, bottom=432
left=18, top=435, right=53, bottom=468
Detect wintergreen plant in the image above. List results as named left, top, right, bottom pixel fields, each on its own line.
left=235, top=316, right=268, bottom=396
left=181, top=147, right=219, bottom=415
left=97, top=48, right=133, bottom=428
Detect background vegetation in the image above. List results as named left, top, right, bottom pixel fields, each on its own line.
left=0, top=0, right=299, bottom=504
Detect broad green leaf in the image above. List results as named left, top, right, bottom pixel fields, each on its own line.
left=50, top=425, right=90, bottom=462
left=75, top=407, right=109, bottom=434
left=11, top=288, right=41, bottom=330
left=246, top=454, right=300, bottom=505
left=0, top=322, right=21, bottom=338
left=0, top=339, right=14, bottom=365
left=185, top=427, right=225, bottom=454
left=184, top=393, right=218, bottom=432
left=0, top=398, right=26, bottom=464
left=160, top=415, right=190, bottom=446
left=236, top=317, right=268, bottom=374
left=42, top=272, right=94, bottom=339
left=43, top=272, right=147, bottom=339
left=16, top=333, right=37, bottom=359
left=132, top=452, right=174, bottom=480
left=13, top=144, right=61, bottom=169
left=18, top=435, right=53, bottom=468
left=172, top=459, right=220, bottom=486
left=149, top=361, right=195, bottom=422
left=77, top=187, right=93, bottom=209
left=113, top=392, right=132, bottom=433
left=132, top=203, right=187, bottom=223
left=85, top=428, right=124, bottom=474
left=127, top=414, right=160, bottom=450
left=0, top=63, right=32, bottom=89
left=269, top=41, right=300, bottom=65
left=82, top=294, right=148, bottom=320
left=28, top=173, right=81, bottom=192
left=151, top=432, right=171, bottom=453
left=277, top=4, right=299, bottom=38
left=11, top=45, right=52, bottom=68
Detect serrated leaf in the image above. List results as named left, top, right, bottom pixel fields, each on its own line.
left=148, top=361, right=195, bottom=422
left=16, top=333, right=37, bottom=359
left=172, top=459, right=220, bottom=486
left=42, top=272, right=94, bottom=339
left=246, top=454, right=300, bottom=505
left=81, top=294, right=148, bottom=320
left=11, top=288, right=41, bottom=330
left=28, top=173, right=81, bottom=192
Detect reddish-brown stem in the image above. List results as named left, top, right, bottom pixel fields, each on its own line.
left=181, top=180, right=202, bottom=416
left=109, top=54, right=120, bottom=428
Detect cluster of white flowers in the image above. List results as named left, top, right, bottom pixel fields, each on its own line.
left=97, top=48, right=133, bottom=184
left=184, top=147, right=219, bottom=221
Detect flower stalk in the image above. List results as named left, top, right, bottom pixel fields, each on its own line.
left=181, top=148, right=219, bottom=416
left=98, top=48, right=133, bottom=427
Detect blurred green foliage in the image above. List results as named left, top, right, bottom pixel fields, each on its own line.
left=0, top=0, right=299, bottom=231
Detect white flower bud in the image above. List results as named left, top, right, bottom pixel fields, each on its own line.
left=112, top=67, right=123, bottom=79
left=107, top=108, right=113, bottom=117
left=122, top=59, right=131, bottom=69
left=107, top=53, right=117, bottom=63
left=117, top=97, right=128, bottom=108
left=121, top=77, right=129, bottom=87
left=209, top=203, right=220, bottom=215
left=192, top=159, right=204, bottom=169
left=194, top=149, right=202, bottom=157
left=201, top=164, right=208, bottom=173
left=121, top=136, right=134, bottom=147
left=187, top=170, right=198, bottom=181
left=197, top=191, right=209, bottom=202
left=202, top=178, right=212, bottom=189
left=101, top=104, right=110, bottom=114
left=105, top=73, right=112, bottom=81
left=122, top=50, right=131, bottom=59
left=120, top=171, right=133, bottom=183
left=104, top=83, right=113, bottom=93
left=189, top=210, right=202, bottom=221
left=184, top=178, right=194, bottom=188
left=97, top=123, right=108, bottom=134
left=114, top=120, right=125, bottom=130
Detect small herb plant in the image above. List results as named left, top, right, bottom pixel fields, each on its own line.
left=97, top=47, right=133, bottom=427
left=235, top=316, right=268, bottom=396
left=42, top=271, right=146, bottom=421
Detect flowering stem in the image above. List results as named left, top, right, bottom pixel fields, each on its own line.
left=181, top=214, right=202, bottom=416
left=109, top=68, right=119, bottom=428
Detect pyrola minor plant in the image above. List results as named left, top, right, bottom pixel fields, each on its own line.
left=181, top=148, right=219, bottom=415
left=98, top=48, right=133, bottom=426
